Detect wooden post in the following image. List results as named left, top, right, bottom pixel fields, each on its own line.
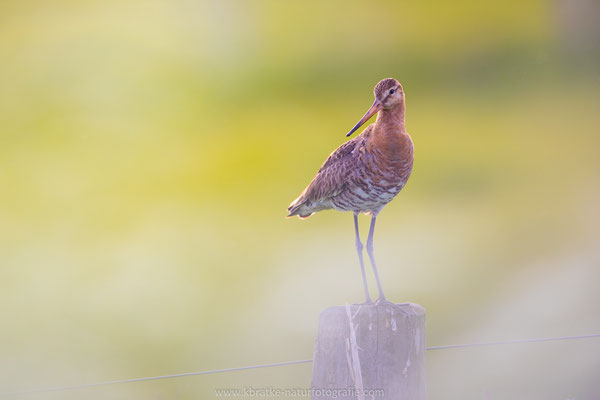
left=311, top=302, right=426, bottom=400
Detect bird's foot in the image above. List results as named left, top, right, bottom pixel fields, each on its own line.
left=354, top=298, right=375, bottom=306
left=375, top=297, right=394, bottom=306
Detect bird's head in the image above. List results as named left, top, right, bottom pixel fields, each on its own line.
left=374, top=78, right=404, bottom=110
left=347, top=78, right=404, bottom=137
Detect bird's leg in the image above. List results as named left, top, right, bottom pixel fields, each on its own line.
left=366, top=214, right=387, bottom=303
left=354, top=213, right=372, bottom=304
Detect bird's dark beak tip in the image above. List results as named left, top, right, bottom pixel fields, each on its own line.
left=345, top=99, right=381, bottom=138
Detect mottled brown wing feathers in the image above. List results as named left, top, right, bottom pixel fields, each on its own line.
left=303, top=140, right=355, bottom=201
left=317, top=138, right=356, bottom=173
left=288, top=126, right=372, bottom=217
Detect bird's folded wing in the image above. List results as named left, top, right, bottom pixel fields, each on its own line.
left=302, top=134, right=364, bottom=203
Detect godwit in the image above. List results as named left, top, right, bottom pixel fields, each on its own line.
left=288, top=78, right=413, bottom=303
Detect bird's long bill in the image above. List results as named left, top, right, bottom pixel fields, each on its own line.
left=346, top=99, right=383, bottom=137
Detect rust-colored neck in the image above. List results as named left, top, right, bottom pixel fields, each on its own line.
left=368, top=96, right=411, bottom=160
left=375, top=97, right=406, bottom=134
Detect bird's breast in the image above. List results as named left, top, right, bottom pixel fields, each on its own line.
left=366, top=132, right=414, bottom=185
left=330, top=133, right=413, bottom=212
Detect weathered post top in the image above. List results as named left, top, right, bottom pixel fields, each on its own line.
left=311, top=302, right=426, bottom=400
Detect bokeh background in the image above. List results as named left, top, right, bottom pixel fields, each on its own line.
left=1, top=0, right=599, bottom=399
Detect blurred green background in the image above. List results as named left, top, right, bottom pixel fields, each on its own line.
left=1, top=0, right=599, bottom=399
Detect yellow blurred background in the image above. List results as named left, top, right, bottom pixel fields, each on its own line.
left=1, top=0, right=599, bottom=399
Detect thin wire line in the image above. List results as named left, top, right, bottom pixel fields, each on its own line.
left=424, top=333, right=600, bottom=351
left=2, top=333, right=599, bottom=397
left=1, top=359, right=313, bottom=397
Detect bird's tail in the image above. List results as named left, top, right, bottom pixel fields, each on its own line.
left=287, top=196, right=314, bottom=219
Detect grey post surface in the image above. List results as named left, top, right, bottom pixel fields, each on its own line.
left=311, top=303, right=426, bottom=400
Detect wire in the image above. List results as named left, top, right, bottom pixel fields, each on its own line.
left=0, top=359, right=313, bottom=397
left=425, top=333, right=600, bottom=351
left=2, top=333, right=599, bottom=397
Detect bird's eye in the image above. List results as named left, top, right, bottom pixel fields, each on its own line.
left=389, top=89, right=396, bottom=95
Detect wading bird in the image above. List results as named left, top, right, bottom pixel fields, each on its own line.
left=287, top=78, right=413, bottom=303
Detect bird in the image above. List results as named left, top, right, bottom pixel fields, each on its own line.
left=287, top=78, right=414, bottom=304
